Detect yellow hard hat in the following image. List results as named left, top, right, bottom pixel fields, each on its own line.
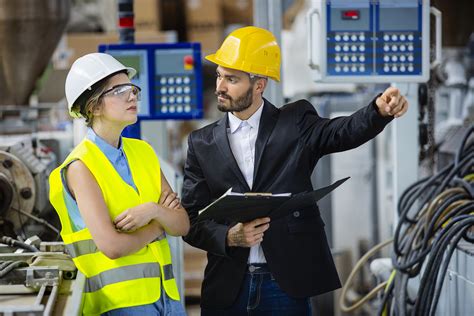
left=206, top=26, right=281, bottom=82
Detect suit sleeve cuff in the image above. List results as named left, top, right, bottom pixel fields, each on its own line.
left=213, top=223, right=233, bottom=258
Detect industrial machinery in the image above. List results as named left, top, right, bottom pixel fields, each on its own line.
left=99, top=43, right=203, bottom=120
left=0, top=238, right=81, bottom=315
left=0, top=136, right=57, bottom=239
left=0, top=0, right=69, bottom=239
left=98, top=43, right=204, bottom=139
left=0, top=1, right=83, bottom=315
left=308, top=0, right=441, bottom=83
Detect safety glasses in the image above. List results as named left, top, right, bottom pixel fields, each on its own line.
left=100, top=83, right=141, bottom=101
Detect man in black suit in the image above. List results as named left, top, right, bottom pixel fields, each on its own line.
left=182, top=26, right=408, bottom=315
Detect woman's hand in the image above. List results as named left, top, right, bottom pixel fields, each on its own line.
left=159, top=190, right=182, bottom=210
left=114, top=202, right=158, bottom=232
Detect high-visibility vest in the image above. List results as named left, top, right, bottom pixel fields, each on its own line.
left=49, top=138, right=180, bottom=315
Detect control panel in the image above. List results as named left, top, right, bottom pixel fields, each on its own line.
left=308, top=0, right=441, bottom=83
left=99, top=43, right=203, bottom=119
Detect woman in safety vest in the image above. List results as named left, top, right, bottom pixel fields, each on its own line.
left=49, top=52, right=189, bottom=315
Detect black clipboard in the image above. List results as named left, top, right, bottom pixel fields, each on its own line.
left=197, top=177, right=350, bottom=223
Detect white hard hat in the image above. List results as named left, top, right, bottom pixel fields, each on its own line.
left=65, top=53, right=136, bottom=118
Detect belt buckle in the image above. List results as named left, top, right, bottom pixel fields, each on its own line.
left=248, top=265, right=259, bottom=273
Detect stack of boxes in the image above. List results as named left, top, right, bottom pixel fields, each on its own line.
left=222, top=0, right=253, bottom=26
left=185, top=0, right=223, bottom=55
left=64, top=0, right=174, bottom=67
left=64, top=0, right=254, bottom=66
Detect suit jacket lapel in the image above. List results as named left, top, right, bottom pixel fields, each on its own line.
left=213, top=115, right=251, bottom=192
left=253, top=99, right=279, bottom=187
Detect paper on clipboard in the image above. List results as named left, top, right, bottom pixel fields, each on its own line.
left=197, top=177, right=350, bottom=223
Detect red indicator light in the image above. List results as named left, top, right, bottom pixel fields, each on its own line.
left=342, top=10, right=360, bottom=20
left=184, top=55, right=194, bottom=66
left=184, top=55, right=194, bottom=70
left=119, top=16, right=134, bottom=28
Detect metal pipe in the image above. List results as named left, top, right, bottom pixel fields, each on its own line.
left=34, top=284, right=46, bottom=306
left=43, top=285, right=59, bottom=316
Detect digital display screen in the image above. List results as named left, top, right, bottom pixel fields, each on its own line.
left=115, top=55, right=142, bottom=80
left=341, top=10, right=360, bottom=20
left=379, top=0, right=418, bottom=31
left=379, top=7, right=418, bottom=31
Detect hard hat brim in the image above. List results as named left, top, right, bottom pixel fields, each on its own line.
left=125, top=67, right=137, bottom=80
left=205, top=53, right=280, bottom=82
left=205, top=54, right=240, bottom=73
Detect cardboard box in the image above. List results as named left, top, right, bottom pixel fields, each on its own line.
left=65, top=30, right=176, bottom=67
left=187, top=27, right=223, bottom=55
left=185, top=0, right=223, bottom=54
left=223, top=0, right=253, bottom=26
left=134, top=0, right=161, bottom=31
left=185, top=0, right=222, bottom=26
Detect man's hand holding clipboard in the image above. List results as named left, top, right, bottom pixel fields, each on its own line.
left=197, top=177, right=350, bottom=223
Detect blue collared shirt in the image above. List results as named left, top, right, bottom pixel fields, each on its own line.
left=61, top=128, right=137, bottom=231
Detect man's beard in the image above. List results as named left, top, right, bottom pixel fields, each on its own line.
left=216, top=86, right=253, bottom=113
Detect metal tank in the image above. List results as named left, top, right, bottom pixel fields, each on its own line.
left=0, top=0, right=70, bottom=106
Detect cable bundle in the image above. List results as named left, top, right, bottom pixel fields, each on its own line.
left=381, top=126, right=473, bottom=316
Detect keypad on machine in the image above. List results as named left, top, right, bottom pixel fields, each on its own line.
left=157, top=75, right=192, bottom=114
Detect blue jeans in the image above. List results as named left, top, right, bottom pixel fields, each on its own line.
left=102, top=288, right=186, bottom=316
left=202, top=264, right=311, bottom=316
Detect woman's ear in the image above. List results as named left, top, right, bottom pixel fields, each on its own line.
left=91, top=102, right=102, bottom=117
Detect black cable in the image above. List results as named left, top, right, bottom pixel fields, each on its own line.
left=455, top=125, right=473, bottom=165
left=398, top=176, right=430, bottom=216
left=377, top=280, right=395, bottom=316
left=434, top=152, right=473, bottom=196
left=0, top=236, right=39, bottom=252
left=414, top=216, right=474, bottom=316
left=394, top=155, right=473, bottom=267
left=0, top=260, right=28, bottom=277
left=10, top=206, right=60, bottom=235
left=393, top=164, right=452, bottom=257
left=0, top=261, right=12, bottom=270
left=390, top=167, right=472, bottom=314
left=414, top=215, right=473, bottom=315
left=430, top=227, right=470, bottom=315
left=347, top=127, right=473, bottom=315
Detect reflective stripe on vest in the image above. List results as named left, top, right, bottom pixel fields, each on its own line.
left=65, top=235, right=166, bottom=258
left=162, top=263, right=174, bottom=281
left=84, top=262, right=161, bottom=293
left=66, top=238, right=176, bottom=281
left=65, top=239, right=98, bottom=258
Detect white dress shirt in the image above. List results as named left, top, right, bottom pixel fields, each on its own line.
left=227, top=102, right=267, bottom=263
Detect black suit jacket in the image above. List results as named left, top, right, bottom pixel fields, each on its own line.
left=182, top=98, right=392, bottom=309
